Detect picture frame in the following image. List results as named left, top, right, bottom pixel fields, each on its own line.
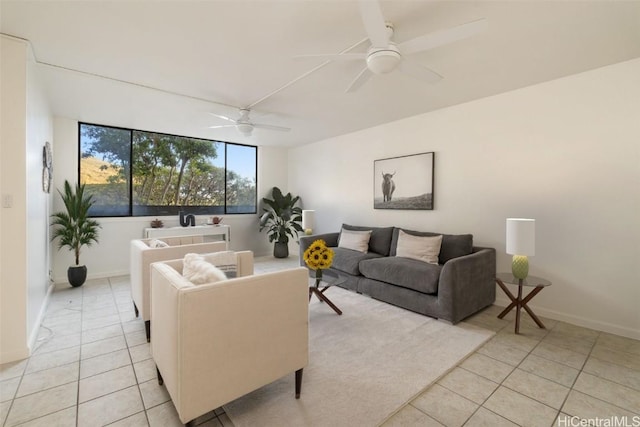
left=374, top=152, right=434, bottom=210
left=42, top=142, right=52, bottom=193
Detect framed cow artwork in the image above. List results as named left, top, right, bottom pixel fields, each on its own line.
left=373, top=152, right=434, bottom=210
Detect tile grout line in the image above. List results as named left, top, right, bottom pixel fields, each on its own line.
left=460, top=317, right=533, bottom=426
left=433, top=314, right=569, bottom=426
left=100, top=276, right=150, bottom=426
left=118, top=276, right=151, bottom=427
left=76, top=283, right=87, bottom=427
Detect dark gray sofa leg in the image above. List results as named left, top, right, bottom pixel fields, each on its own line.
left=145, top=320, right=150, bottom=342
left=133, top=302, right=139, bottom=318
left=295, top=368, right=303, bottom=398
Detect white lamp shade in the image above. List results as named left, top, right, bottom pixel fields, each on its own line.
left=302, top=210, right=315, bottom=230
left=506, top=218, right=535, bottom=256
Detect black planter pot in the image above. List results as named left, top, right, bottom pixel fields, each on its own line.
left=273, top=242, right=289, bottom=258
left=68, top=265, right=87, bottom=287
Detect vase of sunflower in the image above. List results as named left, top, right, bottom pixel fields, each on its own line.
left=303, top=239, right=334, bottom=281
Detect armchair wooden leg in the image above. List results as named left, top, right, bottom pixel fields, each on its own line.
left=145, top=321, right=151, bottom=342
left=295, top=368, right=303, bottom=399
left=156, top=366, right=164, bottom=386
left=133, top=302, right=139, bottom=318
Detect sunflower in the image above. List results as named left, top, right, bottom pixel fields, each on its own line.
left=303, top=239, right=334, bottom=270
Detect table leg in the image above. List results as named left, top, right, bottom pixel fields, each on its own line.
left=496, top=279, right=518, bottom=319
left=496, top=279, right=546, bottom=334
left=515, top=284, right=523, bottom=334
left=521, top=286, right=545, bottom=328
left=309, top=288, right=342, bottom=315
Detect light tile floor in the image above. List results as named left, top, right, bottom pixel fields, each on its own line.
left=1, top=257, right=639, bottom=427
left=384, top=304, right=640, bottom=427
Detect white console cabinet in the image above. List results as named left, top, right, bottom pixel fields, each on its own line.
left=144, top=225, right=230, bottom=248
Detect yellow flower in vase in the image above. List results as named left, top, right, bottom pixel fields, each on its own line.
left=303, top=239, right=334, bottom=279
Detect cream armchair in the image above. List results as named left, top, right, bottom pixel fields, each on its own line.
left=130, top=235, right=227, bottom=341
left=150, top=254, right=309, bottom=426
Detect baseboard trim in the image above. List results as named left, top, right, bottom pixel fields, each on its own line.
left=494, top=296, right=640, bottom=340
left=53, top=269, right=129, bottom=285
left=27, top=281, right=56, bottom=354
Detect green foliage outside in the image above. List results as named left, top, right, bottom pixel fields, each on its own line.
left=80, top=124, right=256, bottom=213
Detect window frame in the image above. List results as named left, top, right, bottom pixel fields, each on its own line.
left=78, top=122, right=258, bottom=218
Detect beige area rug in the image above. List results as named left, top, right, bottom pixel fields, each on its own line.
left=224, top=286, right=494, bottom=427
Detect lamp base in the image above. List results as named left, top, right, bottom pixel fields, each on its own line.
left=511, top=255, right=529, bottom=280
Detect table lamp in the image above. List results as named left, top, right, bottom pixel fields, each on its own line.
left=302, top=210, right=315, bottom=235
left=506, top=218, right=535, bottom=280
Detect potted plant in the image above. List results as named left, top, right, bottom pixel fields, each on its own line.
left=51, top=180, right=101, bottom=287
left=259, top=187, right=303, bottom=258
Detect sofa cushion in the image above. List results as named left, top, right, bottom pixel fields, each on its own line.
left=341, top=224, right=394, bottom=256
left=330, top=247, right=383, bottom=276
left=395, top=230, right=442, bottom=265
left=359, top=257, right=442, bottom=294
left=338, top=228, right=372, bottom=253
left=390, top=228, right=473, bottom=264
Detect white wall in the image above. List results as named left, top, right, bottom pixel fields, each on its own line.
left=0, top=36, right=29, bottom=363
left=289, top=58, right=640, bottom=340
left=51, top=117, right=290, bottom=281
left=0, top=36, right=53, bottom=363
left=26, top=45, right=54, bottom=348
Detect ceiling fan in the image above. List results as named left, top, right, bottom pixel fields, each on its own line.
left=299, top=0, right=487, bottom=92
left=209, top=108, right=291, bottom=137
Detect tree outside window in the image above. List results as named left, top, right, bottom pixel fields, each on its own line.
left=79, top=123, right=257, bottom=217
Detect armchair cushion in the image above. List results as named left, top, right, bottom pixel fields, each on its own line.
left=149, top=239, right=169, bottom=248
left=183, top=254, right=227, bottom=285
left=201, top=251, right=238, bottom=278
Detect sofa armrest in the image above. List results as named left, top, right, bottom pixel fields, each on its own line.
left=438, top=247, right=496, bottom=324
left=299, top=232, right=340, bottom=266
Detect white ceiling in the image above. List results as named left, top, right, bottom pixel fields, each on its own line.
left=2, top=1, right=639, bottom=147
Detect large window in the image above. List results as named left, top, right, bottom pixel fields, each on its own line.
left=79, top=123, right=257, bottom=217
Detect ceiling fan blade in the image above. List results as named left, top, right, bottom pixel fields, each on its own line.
left=208, top=124, right=238, bottom=129
left=398, top=60, right=443, bottom=84
left=252, top=123, right=291, bottom=132
left=294, top=53, right=366, bottom=61
left=358, top=0, right=389, bottom=48
left=399, top=18, right=488, bottom=55
left=209, top=112, right=236, bottom=123
left=345, top=67, right=373, bottom=93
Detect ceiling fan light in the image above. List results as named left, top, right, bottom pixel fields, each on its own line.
left=366, top=49, right=401, bottom=74
left=237, top=123, right=253, bottom=136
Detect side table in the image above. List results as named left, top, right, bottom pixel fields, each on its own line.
left=307, top=268, right=346, bottom=315
left=496, top=273, right=552, bottom=334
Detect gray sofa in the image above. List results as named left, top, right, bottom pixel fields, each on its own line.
left=299, top=224, right=496, bottom=324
